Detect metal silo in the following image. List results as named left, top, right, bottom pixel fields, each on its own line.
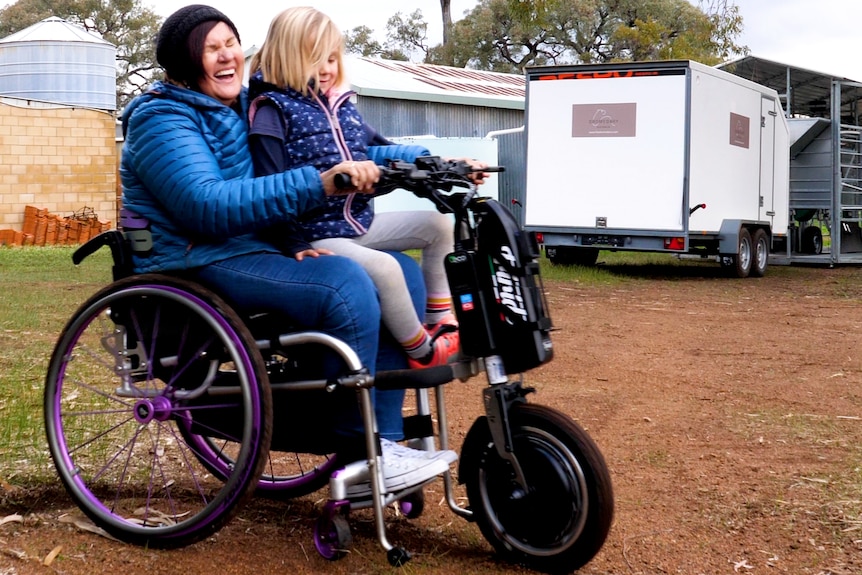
left=0, top=17, right=116, bottom=110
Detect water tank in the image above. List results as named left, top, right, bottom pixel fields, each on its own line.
left=0, top=17, right=116, bottom=110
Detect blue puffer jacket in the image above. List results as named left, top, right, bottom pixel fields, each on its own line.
left=120, top=81, right=326, bottom=273
left=248, top=73, right=429, bottom=241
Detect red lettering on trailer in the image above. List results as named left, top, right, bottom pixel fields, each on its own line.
left=537, top=70, right=663, bottom=80
left=538, top=73, right=576, bottom=81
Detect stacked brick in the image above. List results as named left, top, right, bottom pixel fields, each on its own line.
left=0, top=205, right=110, bottom=246
left=0, top=100, right=118, bottom=246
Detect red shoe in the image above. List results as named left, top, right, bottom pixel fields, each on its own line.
left=427, top=312, right=458, bottom=338
left=408, top=330, right=460, bottom=369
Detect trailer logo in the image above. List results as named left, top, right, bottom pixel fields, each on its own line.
left=492, top=246, right=528, bottom=322
left=729, top=112, right=750, bottom=149
left=590, top=109, right=618, bottom=129
left=572, top=103, right=637, bottom=138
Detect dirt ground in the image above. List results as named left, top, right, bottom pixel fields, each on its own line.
left=2, top=260, right=862, bottom=575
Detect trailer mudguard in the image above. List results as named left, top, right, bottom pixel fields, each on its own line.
left=718, top=219, right=768, bottom=254
left=718, top=220, right=743, bottom=254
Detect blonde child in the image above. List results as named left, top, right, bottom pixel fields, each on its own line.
left=247, top=7, right=471, bottom=368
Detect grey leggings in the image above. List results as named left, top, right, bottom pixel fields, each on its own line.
left=312, top=210, right=453, bottom=347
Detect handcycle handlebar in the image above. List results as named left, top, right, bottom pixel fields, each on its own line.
left=334, top=156, right=504, bottom=215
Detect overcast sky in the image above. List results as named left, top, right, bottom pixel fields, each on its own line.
left=147, top=0, right=862, bottom=81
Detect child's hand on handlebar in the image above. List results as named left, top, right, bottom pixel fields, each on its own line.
left=321, top=160, right=380, bottom=195
left=448, top=157, right=490, bottom=185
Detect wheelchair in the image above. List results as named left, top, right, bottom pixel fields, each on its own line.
left=43, top=157, right=614, bottom=573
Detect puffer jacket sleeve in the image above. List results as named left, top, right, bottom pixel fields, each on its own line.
left=366, top=144, right=430, bottom=166
left=123, top=98, right=326, bottom=240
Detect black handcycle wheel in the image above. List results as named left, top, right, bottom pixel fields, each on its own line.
left=44, top=275, right=272, bottom=548
left=460, top=403, right=614, bottom=574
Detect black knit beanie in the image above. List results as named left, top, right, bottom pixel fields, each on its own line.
left=156, top=4, right=240, bottom=84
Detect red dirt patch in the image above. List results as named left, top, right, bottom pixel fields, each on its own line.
left=3, top=262, right=862, bottom=575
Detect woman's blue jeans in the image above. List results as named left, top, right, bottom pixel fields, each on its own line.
left=193, top=250, right=423, bottom=447
left=375, top=251, right=425, bottom=439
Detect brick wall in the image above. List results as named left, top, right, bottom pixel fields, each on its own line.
left=0, top=98, right=117, bottom=233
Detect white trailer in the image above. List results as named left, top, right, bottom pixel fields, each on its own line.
left=523, top=60, right=790, bottom=277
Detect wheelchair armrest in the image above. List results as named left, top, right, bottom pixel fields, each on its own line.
left=374, top=365, right=455, bottom=390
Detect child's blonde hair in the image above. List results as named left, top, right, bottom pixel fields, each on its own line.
left=250, top=6, right=345, bottom=96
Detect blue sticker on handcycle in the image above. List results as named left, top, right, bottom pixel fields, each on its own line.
left=460, top=293, right=474, bottom=311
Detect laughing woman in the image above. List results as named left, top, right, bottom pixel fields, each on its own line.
left=119, top=4, right=454, bottom=492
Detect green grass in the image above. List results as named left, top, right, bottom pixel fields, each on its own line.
left=0, top=245, right=112, bottom=483
left=0, top=245, right=718, bottom=483
left=539, top=249, right=720, bottom=283
left=0, top=245, right=791, bottom=485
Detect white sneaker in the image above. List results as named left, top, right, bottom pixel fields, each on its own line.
left=346, top=441, right=452, bottom=498
left=390, top=438, right=458, bottom=465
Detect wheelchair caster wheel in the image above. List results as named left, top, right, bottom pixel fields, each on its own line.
left=387, top=546, right=412, bottom=566
left=314, top=513, right=352, bottom=560
left=398, top=489, right=425, bottom=519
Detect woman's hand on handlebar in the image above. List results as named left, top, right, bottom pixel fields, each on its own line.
left=321, top=160, right=380, bottom=196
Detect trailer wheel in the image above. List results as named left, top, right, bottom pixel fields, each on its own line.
left=546, top=246, right=599, bottom=267
left=750, top=228, right=769, bottom=278
left=801, top=226, right=823, bottom=254
left=721, top=228, right=752, bottom=278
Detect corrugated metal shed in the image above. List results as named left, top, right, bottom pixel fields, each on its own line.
left=346, top=56, right=524, bottom=109
left=345, top=56, right=527, bottom=213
